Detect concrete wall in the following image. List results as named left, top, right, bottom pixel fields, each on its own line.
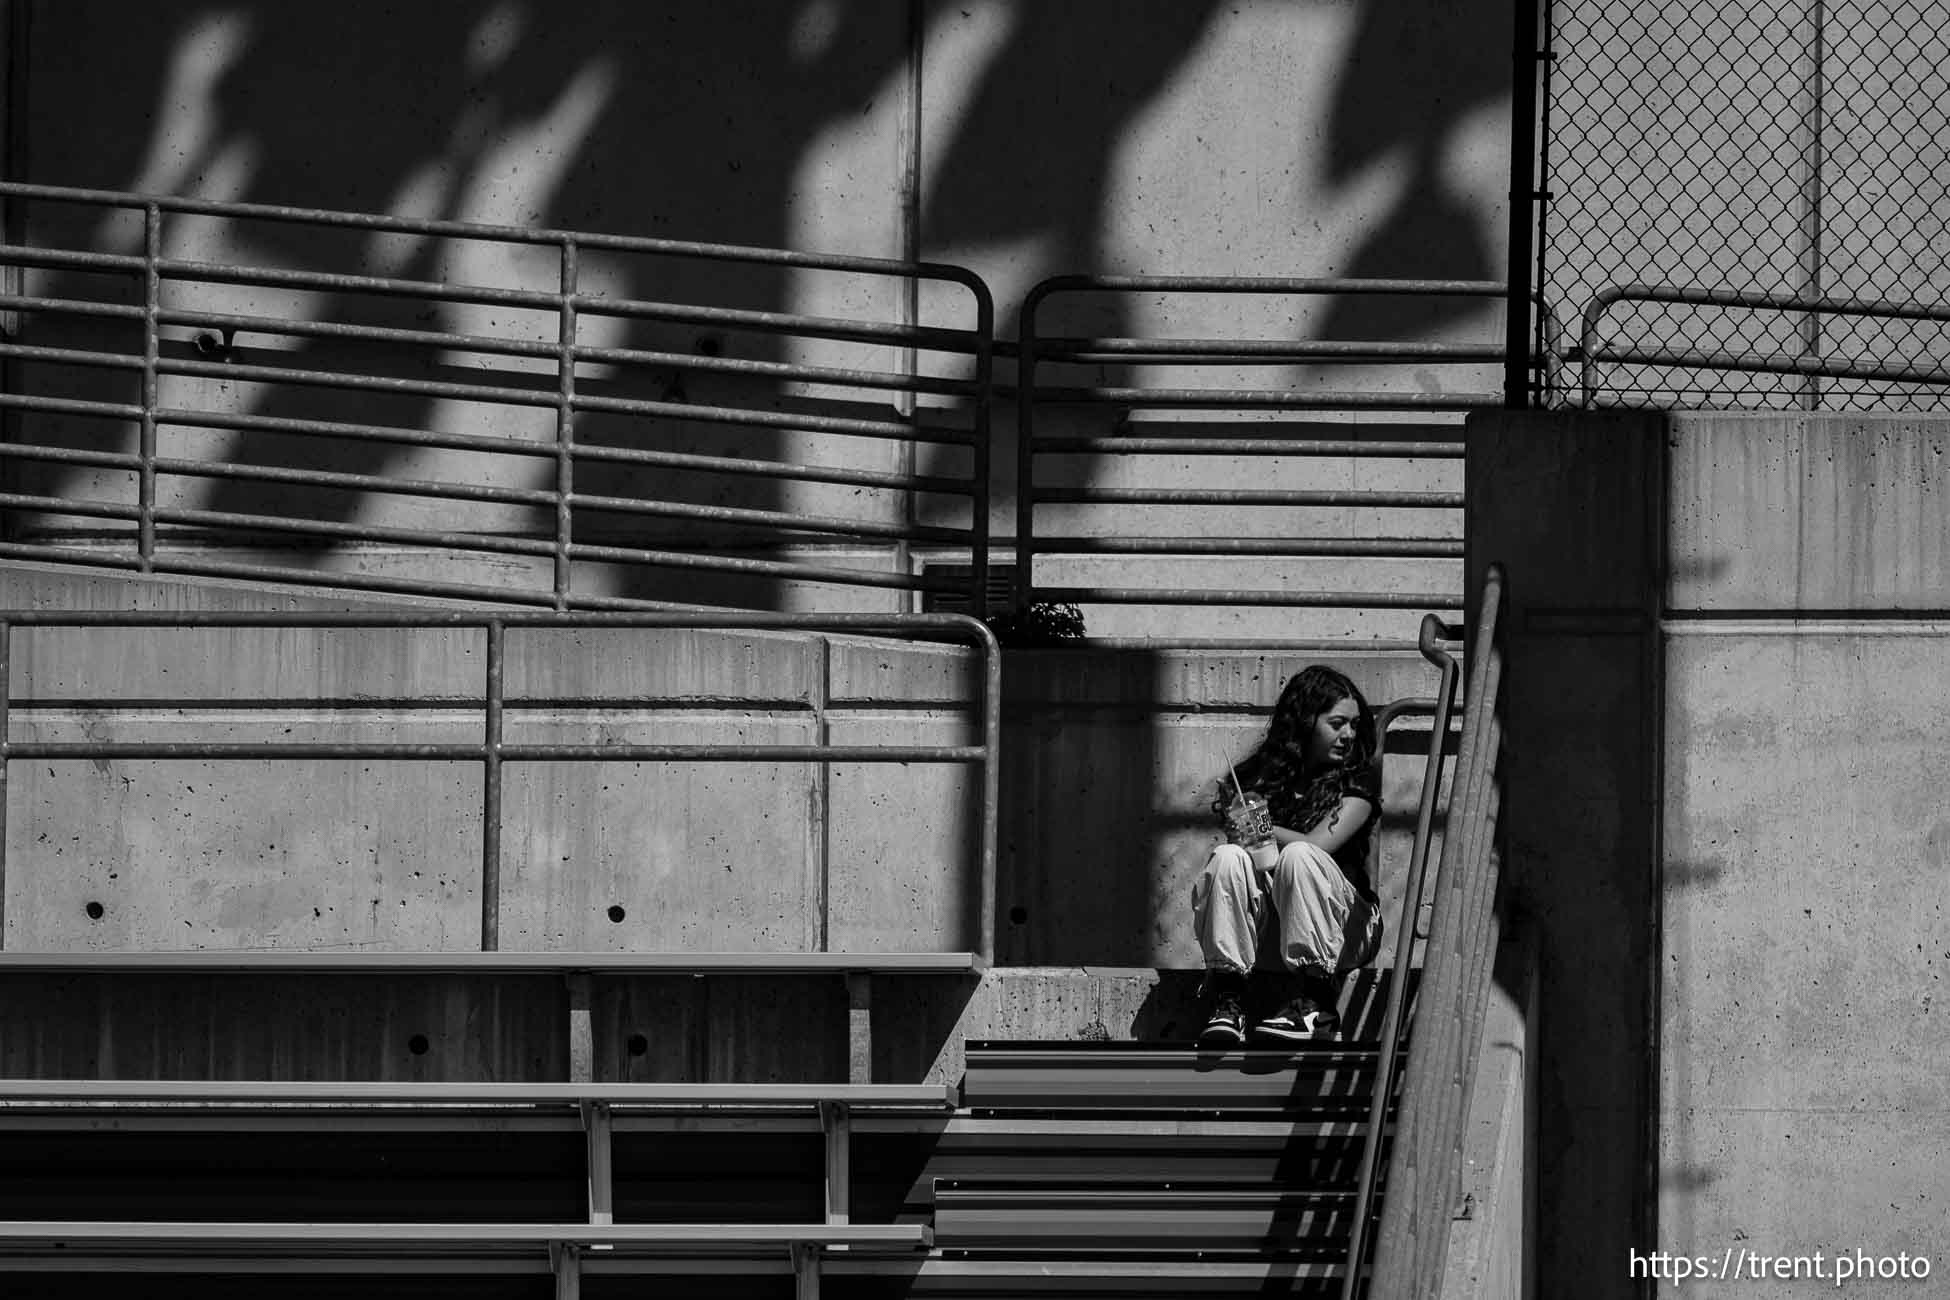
left=0, top=565, right=986, bottom=954
left=3, top=0, right=1498, bottom=638
left=1471, top=411, right=1950, bottom=1300
left=1660, top=414, right=1950, bottom=1293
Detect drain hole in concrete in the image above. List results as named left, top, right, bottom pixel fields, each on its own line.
left=84, top=901, right=105, bottom=920
left=607, top=904, right=626, bottom=923
left=407, top=1034, right=430, bottom=1056
left=1008, top=905, right=1028, bottom=925
left=626, top=1034, right=649, bottom=1057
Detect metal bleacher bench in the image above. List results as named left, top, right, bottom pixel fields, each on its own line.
left=0, top=1221, right=933, bottom=1298
left=0, top=1078, right=956, bottom=1299
left=0, top=950, right=987, bottom=1085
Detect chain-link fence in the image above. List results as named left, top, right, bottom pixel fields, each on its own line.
left=1543, top=0, right=1950, bottom=409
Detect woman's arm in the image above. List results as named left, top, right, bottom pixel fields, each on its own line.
left=1269, top=796, right=1375, bottom=856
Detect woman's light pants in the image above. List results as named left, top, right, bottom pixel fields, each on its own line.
left=1192, top=841, right=1382, bottom=980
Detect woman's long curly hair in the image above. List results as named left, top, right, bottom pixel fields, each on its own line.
left=1213, top=665, right=1377, bottom=833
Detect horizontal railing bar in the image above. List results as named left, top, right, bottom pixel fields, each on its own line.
left=0, top=1220, right=933, bottom=1249
left=563, top=444, right=976, bottom=496
left=564, top=491, right=970, bottom=544
left=0, top=544, right=647, bottom=609
left=0, top=347, right=975, bottom=446
left=147, top=410, right=980, bottom=493
left=0, top=291, right=145, bottom=321
left=0, top=950, right=987, bottom=970
left=0, top=445, right=142, bottom=471
left=0, top=543, right=925, bottom=611
left=148, top=458, right=556, bottom=508
left=1030, top=386, right=1503, bottom=409
left=0, top=1081, right=958, bottom=1106
left=1586, top=345, right=1950, bottom=387
left=150, top=306, right=982, bottom=397
left=562, top=295, right=980, bottom=352
left=1035, top=487, right=1462, bottom=507
left=0, top=493, right=142, bottom=522
left=1032, top=437, right=1466, bottom=457
left=0, top=392, right=146, bottom=421
left=157, top=353, right=563, bottom=409
left=3, top=743, right=986, bottom=762
left=0, top=242, right=146, bottom=274
left=0, top=502, right=969, bottom=590
left=1030, top=275, right=1509, bottom=296
left=0, top=180, right=987, bottom=291
left=151, top=257, right=983, bottom=354
left=149, top=505, right=561, bottom=557
left=569, top=388, right=976, bottom=445
left=1032, top=340, right=1507, bottom=362
left=168, top=409, right=975, bottom=496
left=563, top=542, right=952, bottom=592
left=0, top=340, right=143, bottom=371
left=1585, top=282, right=1950, bottom=326
left=108, top=353, right=981, bottom=446
left=1075, top=637, right=1428, bottom=651
left=1029, top=536, right=1463, bottom=557
left=1033, top=586, right=1461, bottom=609
left=573, top=340, right=981, bottom=397
left=13, top=455, right=968, bottom=547
left=0, top=606, right=991, bottom=635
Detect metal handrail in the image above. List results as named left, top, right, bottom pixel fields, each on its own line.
left=0, top=609, right=1002, bottom=964
left=1367, top=563, right=1510, bottom=1299
left=0, top=181, right=994, bottom=614
left=1013, top=276, right=1515, bottom=616
left=1338, top=614, right=1466, bottom=1300
left=1577, top=284, right=1950, bottom=407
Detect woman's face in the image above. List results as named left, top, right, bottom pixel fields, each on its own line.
left=1303, top=695, right=1362, bottom=769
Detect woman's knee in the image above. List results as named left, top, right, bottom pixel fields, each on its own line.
left=1274, top=840, right=1339, bottom=885
left=1201, top=843, right=1255, bottom=885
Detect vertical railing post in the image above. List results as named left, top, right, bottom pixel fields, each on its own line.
left=555, top=242, right=578, bottom=610
left=0, top=618, right=10, bottom=947
left=1012, top=288, right=1043, bottom=614
left=1797, top=0, right=1827, bottom=409
left=138, top=203, right=161, bottom=569
left=977, top=621, right=1000, bottom=966
left=481, top=618, right=505, bottom=951
left=1506, top=0, right=1542, bottom=408
left=969, top=284, right=994, bottom=620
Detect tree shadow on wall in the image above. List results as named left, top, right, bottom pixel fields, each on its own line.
left=1314, top=0, right=1511, bottom=342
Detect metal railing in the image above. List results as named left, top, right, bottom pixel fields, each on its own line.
left=1013, top=277, right=1519, bottom=617
left=1368, top=563, right=1509, bottom=1300
left=1575, top=284, right=1950, bottom=409
left=1340, top=614, right=1466, bottom=1300
left=0, top=609, right=1001, bottom=963
left=0, top=181, right=993, bottom=611
left=1542, top=0, right=1950, bottom=411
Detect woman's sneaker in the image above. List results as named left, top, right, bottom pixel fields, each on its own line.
left=1252, top=996, right=1339, bottom=1044
left=1196, top=991, right=1247, bottom=1047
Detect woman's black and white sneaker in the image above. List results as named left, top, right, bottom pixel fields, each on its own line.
left=1253, top=997, right=1339, bottom=1044
left=1197, top=992, right=1247, bottom=1048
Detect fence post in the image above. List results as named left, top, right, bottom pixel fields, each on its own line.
left=1506, top=0, right=1542, bottom=408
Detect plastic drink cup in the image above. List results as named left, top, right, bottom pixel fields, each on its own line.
left=1228, top=791, right=1280, bottom=870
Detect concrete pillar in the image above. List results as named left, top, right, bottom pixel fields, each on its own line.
left=1466, top=409, right=1665, bottom=1300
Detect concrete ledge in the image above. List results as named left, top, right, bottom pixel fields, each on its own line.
left=1437, top=928, right=1537, bottom=1300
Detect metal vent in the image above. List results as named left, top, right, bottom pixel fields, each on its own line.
left=921, top=563, right=1015, bottom=617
